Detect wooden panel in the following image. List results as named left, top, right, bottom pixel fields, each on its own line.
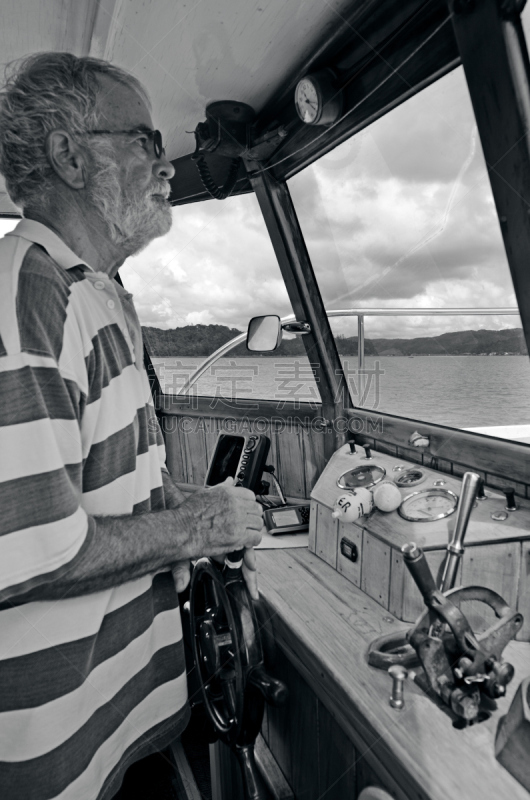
left=356, top=759, right=399, bottom=800
left=161, top=417, right=187, bottom=482
left=361, top=531, right=391, bottom=609
left=287, top=659, right=320, bottom=800
left=374, top=440, right=397, bottom=457
left=276, top=429, right=306, bottom=498
left=462, top=542, right=521, bottom=634
left=183, top=425, right=209, bottom=486
left=336, top=521, right=363, bottom=588
left=308, top=499, right=318, bottom=553
left=315, top=503, right=338, bottom=568
left=396, top=445, right=423, bottom=465
left=267, top=648, right=292, bottom=783
left=317, top=700, right=357, bottom=800
left=485, top=472, right=526, bottom=500
left=517, top=541, right=530, bottom=641
left=301, top=426, right=326, bottom=493
left=204, top=417, right=221, bottom=467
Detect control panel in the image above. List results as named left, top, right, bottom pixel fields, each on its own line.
left=309, top=442, right=530, bottom=640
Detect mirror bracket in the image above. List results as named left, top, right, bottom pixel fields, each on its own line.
left=282, top=321, right=311, bottom=334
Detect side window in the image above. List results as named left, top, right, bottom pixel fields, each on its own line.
left=122, top=192, right=320, bottom=405
left=288, top=63, right=530, bottom=442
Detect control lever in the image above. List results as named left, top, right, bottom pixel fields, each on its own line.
left=369, top=472, right=484, bottom=672
left=402, top=543, right=522, bottom=721
left=440, top=471, right=480, bottom=592
left=363, top=445, right=373, bottom=460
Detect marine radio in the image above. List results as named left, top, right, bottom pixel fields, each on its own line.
left=204, top=432, right=270, bottom=494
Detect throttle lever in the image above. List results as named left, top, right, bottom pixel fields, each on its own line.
left=440, top=471, right=480, bottom=592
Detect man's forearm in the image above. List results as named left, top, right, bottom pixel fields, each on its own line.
left=8, top=479, right=263, bottom=604
left=12, top=506, right=197, bottom=603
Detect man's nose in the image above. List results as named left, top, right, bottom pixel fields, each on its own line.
left=153, top=152, right=175, bottom=181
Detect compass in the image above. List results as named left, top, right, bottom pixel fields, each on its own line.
left=337, top=464, right=386, bottom=490
left=398, top=488, right=459, bottom=522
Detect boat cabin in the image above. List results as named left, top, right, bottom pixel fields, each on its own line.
left=2, top=1, right=530, bottom=799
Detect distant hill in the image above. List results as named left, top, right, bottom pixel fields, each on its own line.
left=142, top=324, right=528, bottom=357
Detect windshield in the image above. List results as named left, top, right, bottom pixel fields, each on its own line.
left=288, top=62, right=530, bottom=440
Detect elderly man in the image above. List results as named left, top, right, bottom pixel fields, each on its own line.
left=0, top=52, right=263, bottom=800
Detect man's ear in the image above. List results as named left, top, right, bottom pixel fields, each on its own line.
left=45, top=130, right=87, bottom=190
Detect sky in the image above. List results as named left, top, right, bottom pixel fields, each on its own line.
left=1, top=13, right=529, bottom=343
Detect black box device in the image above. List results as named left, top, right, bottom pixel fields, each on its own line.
left=204, top=433, right=270, bottom=495
left=262, top=504, right=310, bottom=535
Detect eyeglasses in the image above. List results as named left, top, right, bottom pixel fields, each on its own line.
left=85, top=128, right=165, bottom=159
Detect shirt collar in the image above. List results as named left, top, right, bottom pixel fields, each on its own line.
left=6, top=219, right=94, bottom=272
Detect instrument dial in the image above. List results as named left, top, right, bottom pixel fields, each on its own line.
left=395, top=468, right=426, bottom=487
left=295, top=79, right=320, bottom=124
left=337, top=464, right=386, bottom=490
left=294, top=71, right=342, bottom=126
left=398, top=488, right=459, bottom=522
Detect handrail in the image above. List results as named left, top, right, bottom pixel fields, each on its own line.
left=175, top=307, right=519, bottom=397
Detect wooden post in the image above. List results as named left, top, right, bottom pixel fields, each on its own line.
left=449, top=0, right=530, bottom=357
left=244, top=164, right=350, bottom=457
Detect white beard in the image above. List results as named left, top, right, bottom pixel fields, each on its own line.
left=87, top=141, right=172, bottom=255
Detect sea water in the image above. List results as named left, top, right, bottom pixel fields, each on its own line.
left=151, top=355, right=530, bottom=430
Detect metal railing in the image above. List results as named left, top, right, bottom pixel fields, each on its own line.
left=176, top=307, right=520, bottom=398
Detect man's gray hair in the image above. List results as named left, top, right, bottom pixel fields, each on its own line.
left=0, top=52, right=149, bottom=209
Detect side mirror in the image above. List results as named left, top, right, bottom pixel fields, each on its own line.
left=246, top=315, right=282, bottom=352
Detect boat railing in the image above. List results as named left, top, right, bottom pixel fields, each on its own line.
left=175, top=307, right=520, bottom=401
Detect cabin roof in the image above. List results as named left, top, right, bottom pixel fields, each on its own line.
left=0, top=0, right=459, bottom=212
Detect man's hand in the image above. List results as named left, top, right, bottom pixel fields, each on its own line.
left=176, top=477, right=264, bottom=560
left=170, top=477, right=263, bottom=597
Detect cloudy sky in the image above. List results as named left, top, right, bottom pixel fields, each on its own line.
left=2, top=13, right=529, bottom=344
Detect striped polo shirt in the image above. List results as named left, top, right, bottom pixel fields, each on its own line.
left=0, top=220, right=189, bottom=800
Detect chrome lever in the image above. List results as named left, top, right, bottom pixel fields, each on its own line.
left=440, top=471, right=480, bottom=592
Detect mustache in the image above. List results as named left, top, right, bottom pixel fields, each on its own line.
left=150, top=181, right=170, bottom=200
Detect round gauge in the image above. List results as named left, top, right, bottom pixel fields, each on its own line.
left=337, top=464, right=386, bottom=490
left=395, top=468, right=426, bottom=488
left=294, top=70, right=342, bottom=126
left=295, top=78, right=320, bottom=124
left=398, top=488, right=459, bottom=522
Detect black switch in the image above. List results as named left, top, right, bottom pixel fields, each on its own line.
left=363, top=445, right=372, bottom=459
left=340, top=537, right=358, bottom=562
left=348, top=441, right=356, bottom=454
left=477, top=478, right=486, bottom=500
